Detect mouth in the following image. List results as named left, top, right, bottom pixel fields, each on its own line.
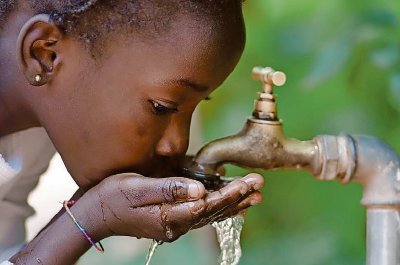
left=121, top=156, right=187, bottom=178
left=107, top=156, right=227, bottom=190
left=178, top=156, right=228, bottom=190
left=179, top=167, right=226, bottom=190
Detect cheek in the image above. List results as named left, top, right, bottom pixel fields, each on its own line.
left=64, top=105, right=169, bottom=186
left=99, top=106, right=168, bottom=167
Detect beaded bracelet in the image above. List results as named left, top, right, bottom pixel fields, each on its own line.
left=63, top=200, right=105, bottom=253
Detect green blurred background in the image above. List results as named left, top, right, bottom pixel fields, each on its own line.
left=82, top=0, right=400, bottom=264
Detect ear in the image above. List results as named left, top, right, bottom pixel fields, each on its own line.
left=17, top=14, right=63, bottom=86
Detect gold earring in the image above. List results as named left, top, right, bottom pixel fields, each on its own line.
left=34, top=74, right=42, bottom=83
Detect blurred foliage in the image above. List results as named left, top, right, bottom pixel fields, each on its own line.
left=199, top=0, right=400, bottom=264
left=83, top=1, right=400, bottom=264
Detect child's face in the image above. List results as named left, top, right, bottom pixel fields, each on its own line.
left=38, top=14, right=245, bottom=188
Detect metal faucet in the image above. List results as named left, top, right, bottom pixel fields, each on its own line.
left=185, top=66, right=400, bottom=265
left=193, top=67, right=321, bottom=176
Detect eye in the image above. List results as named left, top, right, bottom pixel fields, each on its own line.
left=148, top=100, right=178, bottom=115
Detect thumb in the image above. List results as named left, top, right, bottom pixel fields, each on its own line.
left=156, top=177, right=206, bottom=202
left=110, top=174, right=206, bottom=207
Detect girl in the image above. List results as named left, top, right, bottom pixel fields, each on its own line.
left=0, top=1, right=264, bottom=264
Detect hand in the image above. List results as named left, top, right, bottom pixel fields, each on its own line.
left=86, top=173, right=264, bottom=242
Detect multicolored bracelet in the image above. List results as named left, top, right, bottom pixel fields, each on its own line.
left=63, top=200, right=105, bottom=253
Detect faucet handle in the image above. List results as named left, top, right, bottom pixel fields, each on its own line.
left=251, top=66, right=286, bottom=122
left=252, top=67, right=286, bottom=94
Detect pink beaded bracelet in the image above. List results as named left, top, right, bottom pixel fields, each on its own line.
left=63, top=200, right=104, bottom=253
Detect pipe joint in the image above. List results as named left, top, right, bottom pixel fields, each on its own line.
left=352, top=136, right=400, bottom=207
left=315, top=134, right=400, bottom=207
left=315, top=134, right=356, bottom=183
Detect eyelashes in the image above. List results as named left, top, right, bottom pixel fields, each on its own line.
left=148, top=100, right=178, bottom=115
left=148, top=96, right=211, bottom=116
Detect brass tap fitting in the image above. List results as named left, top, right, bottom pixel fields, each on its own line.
left=251, top=67, right=286, bottom=122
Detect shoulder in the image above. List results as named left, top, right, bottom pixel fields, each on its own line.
left=0, top=127, right=56, bottom=191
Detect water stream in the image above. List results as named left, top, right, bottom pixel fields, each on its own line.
left=144, top=216, right=244, bottom=265
left=212, top=215, right=245, bottom=265
left=144, top=240, right=161, bottom=265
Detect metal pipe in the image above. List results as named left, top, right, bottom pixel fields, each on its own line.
left=367, top=209, right=400, bottom=265
left=351, top=135, right=400, bottom=206
left=352, top=136, right=400, bottom=265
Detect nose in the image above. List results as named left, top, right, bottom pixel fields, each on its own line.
left=155, top=116, right=191, bottom=157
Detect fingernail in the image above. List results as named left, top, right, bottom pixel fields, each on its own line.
left=188, top=183, right=201, bottom=199
left=239, top=183, right=248, bottom=195
left=243, top=174, right=264, bottom=190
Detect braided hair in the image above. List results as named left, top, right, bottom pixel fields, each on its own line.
left=1, top=0, right=243, bottom=56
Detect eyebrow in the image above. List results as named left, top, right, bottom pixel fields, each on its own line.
left=164, top=78, right=209, bottom=92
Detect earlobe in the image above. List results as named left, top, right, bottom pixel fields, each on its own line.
left=17, top=14, right=62, bottom=86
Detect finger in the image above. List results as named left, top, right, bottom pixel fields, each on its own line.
left=154, top=192, right=262, bottom=240
left=240, top=173, right=265, bottom=190
left=210, top=208, right=246, bottom=224
left=237, top=191, right=263, bottom=208
left=217, top=191, right=263, bottom=220
left=204, top=173, right=263, bottom=215
left=157, top=177, right=205, bottom=202
left=204, top=178, right=250, bottom=215
left=106, top=173, right=206, bottom=208
left=193, top=191, right=262, bottom=228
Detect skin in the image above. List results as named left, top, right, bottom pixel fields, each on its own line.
left=0, top=2, right=265, bottom=264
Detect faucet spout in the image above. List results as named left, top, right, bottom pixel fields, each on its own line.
left=194, top=119, right=321, bottom=176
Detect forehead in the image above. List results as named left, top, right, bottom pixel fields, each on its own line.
left=98, top=13, right=245, bottom=90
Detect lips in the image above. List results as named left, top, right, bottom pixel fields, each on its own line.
left=109, top=155, right=188, bottom=178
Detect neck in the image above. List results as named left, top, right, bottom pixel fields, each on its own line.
left=0, top=87, right=39, bottom=137
left=0, top=6, right=40, bottom=137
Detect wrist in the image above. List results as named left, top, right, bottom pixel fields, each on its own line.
left=10, top=199, right=98, bottom=265
left=74, top=191, right=113, bottom=241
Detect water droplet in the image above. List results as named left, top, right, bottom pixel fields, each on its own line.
left=165, top=226, right=173, bottom=239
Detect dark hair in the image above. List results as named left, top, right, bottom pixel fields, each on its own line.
left=1, top=0, right=243, bottom=55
